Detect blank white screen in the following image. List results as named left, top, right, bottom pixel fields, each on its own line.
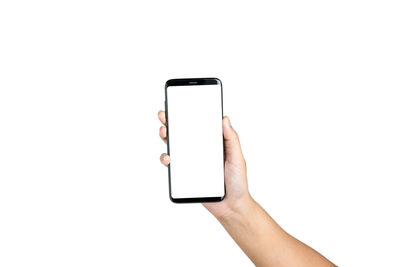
left=167, top=84, right=225, bottom=199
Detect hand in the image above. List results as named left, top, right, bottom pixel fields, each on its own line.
left=158, top=111, right=336, bottom=267
left=158, top=110, right=252, bottom=219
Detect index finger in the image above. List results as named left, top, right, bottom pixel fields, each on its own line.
left=158, top=110, right=166, bottom=125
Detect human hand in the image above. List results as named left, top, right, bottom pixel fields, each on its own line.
left=158, top=111, right=337, bottom=267
left=158, top=110, right=252, bottom=219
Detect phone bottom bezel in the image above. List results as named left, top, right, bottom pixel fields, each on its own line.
left=170, top=195, right=225, bottom=203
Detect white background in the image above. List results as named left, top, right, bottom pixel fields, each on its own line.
left=0, top=0, right=399, bottom=266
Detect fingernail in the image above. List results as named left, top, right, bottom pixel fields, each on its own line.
left=226, top=116, right=231, bottom=126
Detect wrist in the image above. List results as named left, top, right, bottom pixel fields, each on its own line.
left=217, top=194, right=256, bottom=224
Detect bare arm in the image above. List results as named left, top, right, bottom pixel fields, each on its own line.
left=216, top=197, right=334, bottom=267
left=158, top=111, right=335, bottom=267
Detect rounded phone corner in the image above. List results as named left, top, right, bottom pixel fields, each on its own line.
left=165, top=79, right=174, bottom=88
left=169, top=194, right=179, bottom=204
left=212, top=77, right=222, bottom=85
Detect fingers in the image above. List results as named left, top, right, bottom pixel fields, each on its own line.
left=158, top=110, right=167, bottom=143
left=160, top=153, right=170, bottom=166
left=158, top=110, right=166, bottom=125
left=222, top=116, right=245, bottom=165
left=158, top=111, right=170, bottom=166
left=159, top=125, right=167, bottom=143
left=159, top=111, right=169, bottom=166
left=159, top=112, right=242, bottom=169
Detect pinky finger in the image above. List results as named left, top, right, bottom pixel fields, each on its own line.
left=160, top=153, right=170, bottom=166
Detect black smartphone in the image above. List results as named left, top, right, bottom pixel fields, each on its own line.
left=164, top=78, right=225, bottom=203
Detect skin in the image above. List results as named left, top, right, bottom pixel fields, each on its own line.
left=158, top=111, right=336, bottom=267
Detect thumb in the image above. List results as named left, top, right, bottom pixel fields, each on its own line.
left=223, top=116, right=245, bottom=165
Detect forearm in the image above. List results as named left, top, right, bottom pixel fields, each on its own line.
left=217, top=196, right=335, bottom=267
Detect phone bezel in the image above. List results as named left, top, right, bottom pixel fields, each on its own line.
left=164, top=78, right=226, bottom=203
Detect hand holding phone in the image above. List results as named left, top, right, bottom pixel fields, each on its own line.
left=158, top=85, right=336, bottom=267
left=159, top=78, right=250, bottom=215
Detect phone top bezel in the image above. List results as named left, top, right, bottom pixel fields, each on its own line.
left=164, top=77, right=226, bottom=203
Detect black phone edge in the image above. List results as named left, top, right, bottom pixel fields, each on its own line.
left=164, top=77, right=226, bottom=204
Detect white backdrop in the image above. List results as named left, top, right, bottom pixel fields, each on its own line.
left=1, top=1, right=399, bottom=266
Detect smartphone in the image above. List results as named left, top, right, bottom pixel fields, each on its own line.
left=165, top=78, right=225, bottom=203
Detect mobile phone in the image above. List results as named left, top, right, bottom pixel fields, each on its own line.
left=164, top=78, right=225, bottom=203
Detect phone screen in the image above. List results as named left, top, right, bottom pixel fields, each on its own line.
left=166, top=81, right=225, bottom=201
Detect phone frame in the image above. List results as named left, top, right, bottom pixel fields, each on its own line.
left=164, top=78, right=226, bottom=203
